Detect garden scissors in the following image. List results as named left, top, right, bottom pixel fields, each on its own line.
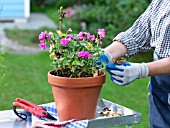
left=13, top=98, right=57, bottom=120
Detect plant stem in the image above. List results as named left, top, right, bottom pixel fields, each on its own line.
left=58, top=6, right=66, bottom=32
left=59, top=19, right=62, bottom=32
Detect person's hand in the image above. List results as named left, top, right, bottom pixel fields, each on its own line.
left=96, top=52, right=113, bottom=70
left=98, top=54, right=109, bottom=63
left=98, top=51, right=113, bottom=63
left=106, top=61, right=149, bottom=86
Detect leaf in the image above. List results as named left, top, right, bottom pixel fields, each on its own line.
left=72, top=59, right=82, bottom=66
left=68, top=54, right=74, bottom=59
left=80, top=41, right=88, bottom=47
left=71, top=67, right=76, bottom=72
left=63, top=59, right=69, bottom=66
left=55, top=43, right=61, bottom=48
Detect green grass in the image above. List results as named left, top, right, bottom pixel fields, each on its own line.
left=0, top=50, right=154, bottom=127
left=0, top=52, right=53, bottom=110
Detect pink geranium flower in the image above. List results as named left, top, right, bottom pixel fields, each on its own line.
left=39, top=32, right=46, bottom=40
left=60, top=38, right=70, bottom=47
left=98, top=28, right=105, bottom=39
left=39, top=42, right=46, bottom=49
left=39, top=31, right=51, bottom=40
left=78, top=50, right=91, bottom=59
left=66, top=35, right=74, bottom=41
left=89, top=35, right=95, bottom=41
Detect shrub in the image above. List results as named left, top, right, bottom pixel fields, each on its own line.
left=32, top=0, right=151, bottom=48
left=75, top=0, right=151, bottom=47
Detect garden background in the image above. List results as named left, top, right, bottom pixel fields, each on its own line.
left=1, top=0, right=152, bottom=127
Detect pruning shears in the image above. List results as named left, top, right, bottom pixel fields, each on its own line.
left=13, top=98, right=57, bottom=120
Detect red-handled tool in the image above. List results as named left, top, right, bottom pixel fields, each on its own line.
left=13, top=98, right=57, bottom=120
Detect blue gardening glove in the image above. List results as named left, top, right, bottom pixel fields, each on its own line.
left=96, top=52, right=113, bottom=70
left=98, top=51, right=113, bottom=63
left=95, top=54, right=109, bottom=70
left=106, top=61, right=149, bottom=86
left=98, top=54, right=109, bottom=63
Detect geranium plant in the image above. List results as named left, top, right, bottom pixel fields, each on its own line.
left=39, top=7, right=106, bottom=78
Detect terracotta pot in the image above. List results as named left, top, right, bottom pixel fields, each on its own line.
left=48, top=70, right=106, bottom=121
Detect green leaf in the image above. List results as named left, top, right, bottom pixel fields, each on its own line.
left=53, top=33, right=60, bottom=39
left=71, top=67, right=76, bottom=72
left=63, top=59, right=69, bottom=66
left=72, top=59, right=82, bottom=66
left=55, top=43, right=61, bottom=48
left=80, top=41, right=88, bottom=47
left=68, top=54, right=74, bottom=59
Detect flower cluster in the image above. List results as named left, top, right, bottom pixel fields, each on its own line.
left=39, top=31, right=51, bottom=49
left=78, top=50, right=91, bottom=59
left=38, top=7, right=106, bottom=78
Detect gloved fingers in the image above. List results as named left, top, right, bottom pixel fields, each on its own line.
left=120, top=61, right=131, bottom=66
left=110, top=70, right=124, bottom=76
left=112, top=78, right=125, bottom=86
left=106, top=68, right=123, bottom=75
left=106, top=62, right=124, bottom=73
left=106, top=62, right=116, bottom=69
left=114, top=65, right=126, bottom=70
left=112, top=75, right=124, bottom=81
left=110, top=76, right=124, bottom=86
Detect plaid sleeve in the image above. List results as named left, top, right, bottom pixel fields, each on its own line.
left=114, top=0, right=155, bottom=56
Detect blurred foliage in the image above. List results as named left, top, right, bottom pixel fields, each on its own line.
left=0, top=45, right=5, bottom=86
left=31, top=0, right=151, bottom=47
left=73, top=0, right=151, bottom=47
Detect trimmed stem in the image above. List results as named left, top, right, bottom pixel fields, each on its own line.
left=59, top=19, right=62, bottom=32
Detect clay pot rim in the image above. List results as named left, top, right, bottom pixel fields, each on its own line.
left=48, top=69, right=106, bottom=88
left=48, top=69, right=106, bottom=79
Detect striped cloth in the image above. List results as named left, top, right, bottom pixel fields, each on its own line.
left=114, top=0, right=170, bottom=59
left=31, top=102, right=89, bottom=128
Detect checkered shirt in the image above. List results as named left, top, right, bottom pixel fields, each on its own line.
left=114, top=0, right=170, bottom=59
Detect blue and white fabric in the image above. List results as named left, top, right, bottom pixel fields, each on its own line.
left=31, top=102, right=88, bottom=128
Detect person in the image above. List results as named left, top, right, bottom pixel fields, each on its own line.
left=99, top=0, right=170, bottom=127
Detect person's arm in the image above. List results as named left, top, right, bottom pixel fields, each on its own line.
left=147, top=57, right=170, bottom=76
left=98, top=40, right=127, bottom=63
left=104, top=41, right=128, bottom=59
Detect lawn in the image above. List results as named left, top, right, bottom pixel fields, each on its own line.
left=0, top=50, right=154, bottom=128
